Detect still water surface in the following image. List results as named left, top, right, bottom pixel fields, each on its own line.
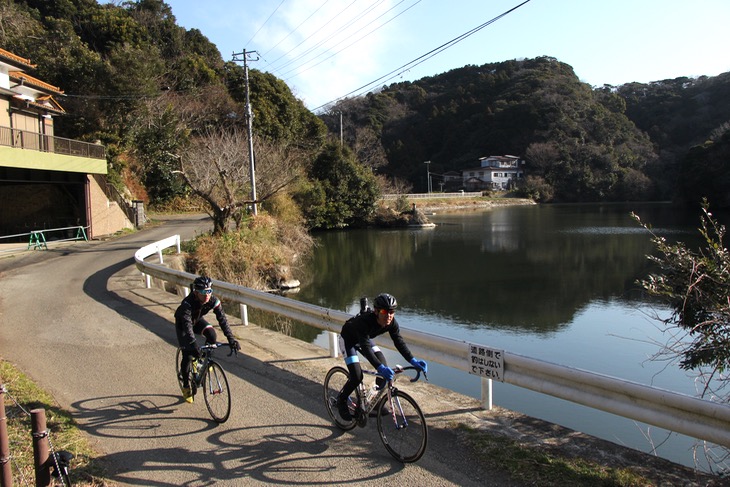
left=290, top=202, right=718, bottom=469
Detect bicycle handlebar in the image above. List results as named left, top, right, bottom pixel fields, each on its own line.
left=199, top=342, right=238, bottom=357
left=365, top=365, right=427, bottom=383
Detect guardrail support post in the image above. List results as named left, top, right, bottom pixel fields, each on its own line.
left=328, top=332, right=339, bottom=358
left=481, top=378, right=493, bottom=410
left=240, top=304, right=249, bottom=326
left=0, top=385, right=12, bottom=487
left=31, top=409, right=50, bottom=487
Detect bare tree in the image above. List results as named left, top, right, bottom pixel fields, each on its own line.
left=176, top=128, right=310, bottom=234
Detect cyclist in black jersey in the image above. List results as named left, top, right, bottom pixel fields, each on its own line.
left=337, top=293, right=428, bottom=420
left=175, top=276, right=240, bottom=402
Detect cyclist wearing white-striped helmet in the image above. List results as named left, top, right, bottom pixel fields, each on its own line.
left=336, top=293, right=428, bottom=421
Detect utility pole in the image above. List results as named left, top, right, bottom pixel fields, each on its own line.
left=339, top=111, right=343, bottom=147
left=232, top=49, right=259, bottom=215
left=424, top=160, right=431, bottom=193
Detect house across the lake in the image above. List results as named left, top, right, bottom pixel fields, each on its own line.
left=461, top=155, right=525, bottom=191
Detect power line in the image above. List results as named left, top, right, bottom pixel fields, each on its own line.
left=262, top=0, right=331, bottom=58
left=281, top=0, right=422, bottom=81
left=261, top=0, right=359, bottom=71
left=244, top=0, right=288, bottom=48
left=272, top=0, right=392, bottom=77
left=311, top=0, right=532, bottom=112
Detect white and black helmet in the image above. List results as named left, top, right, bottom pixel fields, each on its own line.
left=373, top=293, right=397, bottom=311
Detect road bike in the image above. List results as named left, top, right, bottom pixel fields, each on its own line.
left=176, top=343, right=236, bottom=423
left=323, top=365, right=428, bottom=463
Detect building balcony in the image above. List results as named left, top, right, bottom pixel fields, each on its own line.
left=0, top=125, right=106, bottom=174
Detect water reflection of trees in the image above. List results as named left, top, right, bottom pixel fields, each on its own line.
left=295, top=204, right=700, bottom=334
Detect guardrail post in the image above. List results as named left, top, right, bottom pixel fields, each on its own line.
left=328, top=332, right=339, bottom=358
left=175, top=235, right=181, bottom=254
left=0, top=385, right=11, bottom=487
left=481, top=378, right=493, bottom=410
left=240, top=304, right=249, bottom=326
left=31, top=409, right=50, bottom=487
left=156, top=246, right=164, bottom=264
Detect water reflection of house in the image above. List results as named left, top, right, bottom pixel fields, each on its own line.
left=462, top=155, right=525, bottom=191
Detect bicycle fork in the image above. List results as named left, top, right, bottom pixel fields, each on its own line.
left=387, top=390, right=409, bottom=430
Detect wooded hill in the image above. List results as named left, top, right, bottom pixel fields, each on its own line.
left=3, top=0, right=729, bottom=209
left=323, top=58, right=730, bottom=205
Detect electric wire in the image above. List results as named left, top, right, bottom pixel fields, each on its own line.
left=280, top=0, right=422, bottom=81
left=270, top=0, right=391, bottom=77
left=263, top=0, right=359, bottom=70
left=311, top=0, right=532, bottom=112
left=262, top=0, right=331, bottom=58
left=244, top=0, right=288, bottom=49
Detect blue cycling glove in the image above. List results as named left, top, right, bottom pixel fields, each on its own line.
left=410, top=357, right=428, bottom=374
left=377, top=364, right=395, bottom=381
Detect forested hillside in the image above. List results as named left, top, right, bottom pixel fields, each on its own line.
left=2, top=0, right=728, bottom=209
left=323, top=58, right=730, bottom=205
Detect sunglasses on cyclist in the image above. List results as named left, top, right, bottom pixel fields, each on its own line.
left=377, top=308, right=395, bottom=315
left=196, top=288, right=213, bottom=295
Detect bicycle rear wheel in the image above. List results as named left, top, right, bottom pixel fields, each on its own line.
left=377, top=390, right=428, bottom=463
left=323, top=366, right=358, bottom=430
left=203, top=360, right=231, bottom=423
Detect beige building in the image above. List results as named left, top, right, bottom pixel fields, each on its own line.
left=0, top=48, right=135, bottom=240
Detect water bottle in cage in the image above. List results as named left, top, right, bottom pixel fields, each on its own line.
left=366, top=383, right=378, bottom=403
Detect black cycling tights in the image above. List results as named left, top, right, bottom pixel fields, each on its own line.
left=342, top=350, right=387, bottom=399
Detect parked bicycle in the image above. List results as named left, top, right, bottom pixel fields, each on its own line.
left=324, top=364, right=428, bottom=463
left=176, top=343, right=236, bottom=423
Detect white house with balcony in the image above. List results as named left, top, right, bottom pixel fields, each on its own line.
left=462, top=155, right=525, bottom=191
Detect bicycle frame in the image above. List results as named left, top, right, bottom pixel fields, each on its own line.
left=355, top=366, right=425, bottom=424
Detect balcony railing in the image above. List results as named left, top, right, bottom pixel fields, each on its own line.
left=0, top=125, right=106, bottom=160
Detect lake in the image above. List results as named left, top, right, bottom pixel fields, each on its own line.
left=288, top=202, right=722, bottom=470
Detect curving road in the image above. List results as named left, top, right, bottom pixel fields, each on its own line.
left=0, top=215, right=519, bottom=486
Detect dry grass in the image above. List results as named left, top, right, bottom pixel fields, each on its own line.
left=183, top=213, right=314, bottom=290
left=0, top=360, right=111, bottom=486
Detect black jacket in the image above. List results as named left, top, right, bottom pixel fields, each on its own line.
left=341, top=311, right=414, bottom=368
left=174, top=293, right=233, bottom=348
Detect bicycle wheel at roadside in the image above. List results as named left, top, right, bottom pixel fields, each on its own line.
left=323, top=366, right=358, bottom=430
left=203, top=361, right=231, bottom=423
left=376, top=390, right=428, bottom=463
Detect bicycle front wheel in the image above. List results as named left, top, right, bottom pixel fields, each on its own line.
left=377, top=390, right=428, bottom=463
left=323, top=366, right=358, bottom=430
left=203, top=361, right=231, bottom=423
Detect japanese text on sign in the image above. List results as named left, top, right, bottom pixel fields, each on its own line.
left=468, top=343, right=504, bottom=381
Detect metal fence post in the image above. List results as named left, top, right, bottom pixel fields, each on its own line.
left=0, top=385, right=12, bottom=487
left=30, top=409, right=50, bottom=487
left=481, top=377, right=493, bottom=410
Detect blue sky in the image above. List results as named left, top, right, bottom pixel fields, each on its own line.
left=163, top=0, right=730, bottom=111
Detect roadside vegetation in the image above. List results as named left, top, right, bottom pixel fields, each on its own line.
left=0, top=360, right=109, bottom=486
left=635, top=201, right=730, bottom=475
left=458, top=425, right=651, bottom=487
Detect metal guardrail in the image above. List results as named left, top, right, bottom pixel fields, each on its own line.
left=0, top=125, right=105, bottom=160
left=381, top=192, right=482, bottom=200
left=134, top=235, right=730, bottom=449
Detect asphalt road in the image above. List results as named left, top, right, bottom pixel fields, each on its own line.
left=0, top=214, right=521, bottom=486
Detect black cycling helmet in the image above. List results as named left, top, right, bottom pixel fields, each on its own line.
left=192, top=276, right=212, bottom=290
left=373, top=293, right=397, bottom=311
